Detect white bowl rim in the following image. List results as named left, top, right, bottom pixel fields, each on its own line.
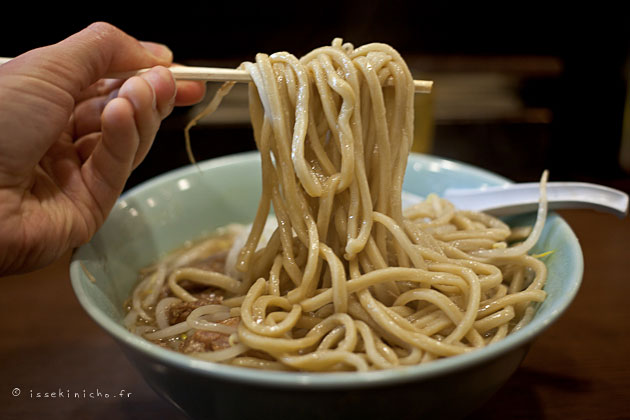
left=70, top=151, right=584, bottom=389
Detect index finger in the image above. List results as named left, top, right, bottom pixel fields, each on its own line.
left=20, top=22, right=174, bottom=102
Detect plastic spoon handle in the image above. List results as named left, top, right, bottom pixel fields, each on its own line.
left=442, top=182, right=629, bottom=218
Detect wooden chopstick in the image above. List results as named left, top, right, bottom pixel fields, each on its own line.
left=109, top=66, right=433, bottom=93
left=0, top=57, right=433, bottom=93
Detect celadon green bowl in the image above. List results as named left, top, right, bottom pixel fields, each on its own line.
left=70, top=151, right=584, bottom=420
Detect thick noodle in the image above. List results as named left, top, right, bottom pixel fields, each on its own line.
left=126, top=39, right=549, bottom=372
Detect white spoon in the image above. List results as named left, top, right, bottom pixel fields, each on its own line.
left=402, top=182, right=629, bottom=218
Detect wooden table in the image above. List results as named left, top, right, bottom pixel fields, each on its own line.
left=1, top=209, right=628, bottom=420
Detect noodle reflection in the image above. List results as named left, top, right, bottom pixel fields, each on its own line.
left=125, top=39, right=548, bottom=372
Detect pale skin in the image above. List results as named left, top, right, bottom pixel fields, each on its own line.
left=0, top=22, right=206, bottom=275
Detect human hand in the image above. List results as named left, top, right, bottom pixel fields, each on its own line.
left=0, top=22, right=206, bottom=275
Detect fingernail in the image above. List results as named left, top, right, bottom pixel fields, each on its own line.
left=145, top=67, right=177, bottom=116
left=140, top=41, right=173, bottom=62
left=142, top=69, right=160, bottom=110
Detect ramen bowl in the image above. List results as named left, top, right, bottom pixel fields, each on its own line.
left=70, top=151, right=583, bottom=420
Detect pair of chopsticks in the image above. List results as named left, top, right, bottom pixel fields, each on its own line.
left=0, top=56, right=433, bottom=94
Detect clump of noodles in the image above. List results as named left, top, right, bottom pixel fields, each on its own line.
left=126, top=39, right=549, bottom=372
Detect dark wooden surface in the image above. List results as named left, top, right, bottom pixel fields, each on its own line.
left=1, top=209, right=628, bottom=420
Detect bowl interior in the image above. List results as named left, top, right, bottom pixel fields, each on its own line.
left=70, top=151, right=583, bottom=387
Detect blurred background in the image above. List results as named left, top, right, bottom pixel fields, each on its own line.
left=3, top=2, right=630, bottom=193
